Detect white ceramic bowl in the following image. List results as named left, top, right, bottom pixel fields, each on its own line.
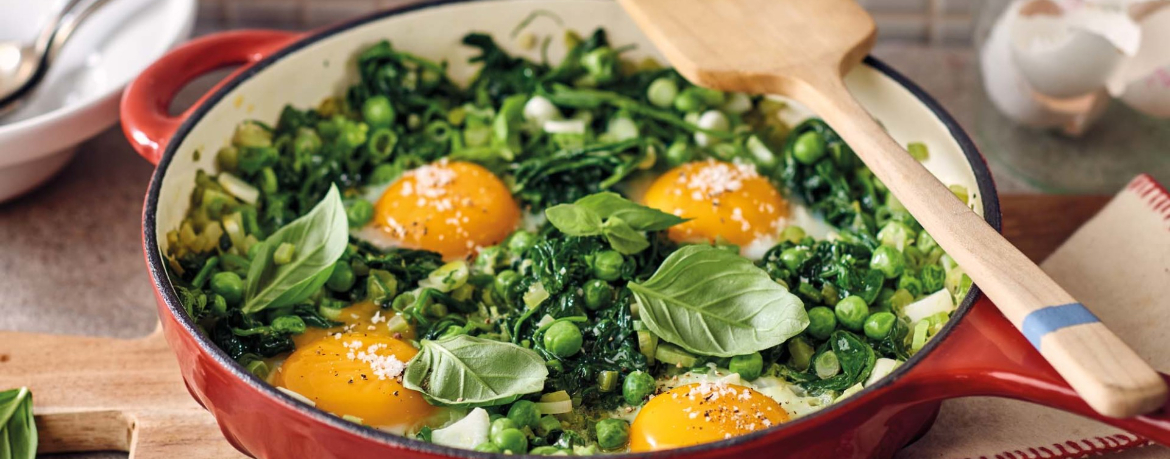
left=0, top=0, right=195, bottom=202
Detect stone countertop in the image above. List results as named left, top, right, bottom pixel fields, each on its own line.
left=0, top=39, right=1115, bottom=458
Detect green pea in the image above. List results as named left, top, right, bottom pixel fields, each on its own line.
left=536, top=415, right=563, bottom=437
left=362, top=96, right=395, bottom=128
left=806, top=306, right=837, bottom=340
left=209, top=272, right=244, bottom=305
left=665, top=139, right=693, bottom=166
left=345, top=200, right=373, bottom=228
left=920, top=264, right=946, bottom=293
left=216, top=146, right=239, bottom=172
left=369, top=163, right=402, bottom=185
left=507, top=400, right=541, bottom=429
left=864, top=312, right=897, bottom=340
left=729, top=352, right=764, bottom=381
left=474, top=442, right=501, bottom=453
left=779, top=247, right=811, bottom=271
left=870, top=245, right=906, bottom=279
left=595, top=419, right=630, bottom=450
left=583, top=279, right=614, bottom=311
left=834, top=295, right=870, bottom=331
left=543, top=321, right=583, bottom=357
left=883, top=288, right=915, bottom=313
left=897, top=274, right=923, bottom=297
left=529, top=446, right=564, bottom=455
left=780, top=225, right=806, bottom=244
left=494, top=270, right=520, bottom=299
left=293, top=128, right=321, bottom=156
left=622, top=370, right=656, bottom=405
left=647, top=78, right=680, bottom=108
left=271, top=315, right=306, bottom=335
left=326, top=260, right=356, bottom=292
left=591, top=250, right=625, bottom=281
left=792, top=131, right=826, bottom=165
left=491, top=427, right=528, bottom=454
left=490, top=417, right=518, bottom=438
left=507, top=230, right=537, bottom=254
left=673, top=88, right=704, bottom=113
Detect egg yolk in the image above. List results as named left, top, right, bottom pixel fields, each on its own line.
left=642, top=160, right=788, bottom=246
left=630, top=383, right=789, bottom=452
left=374, top=160, right=520, bottom=260
left=272, top=333, right=433, bottom=428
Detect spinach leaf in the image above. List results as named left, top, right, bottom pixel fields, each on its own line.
left=628, top=245, right=808, bottom=357
left=403, top=335, right=548, bottom=407
left=243, top=185, right=348, bottom=313
left=544, top=192, right=683, bottom=254
left=0, top=387, right=36, bottom=459
left=803, top=331, right=877, bottom=394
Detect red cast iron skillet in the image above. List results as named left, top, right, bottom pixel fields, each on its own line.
left=120, top=1, right=1170, bottom=457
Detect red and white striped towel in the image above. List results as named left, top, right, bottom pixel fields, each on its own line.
left=900, top=174, right=1170, bottom=459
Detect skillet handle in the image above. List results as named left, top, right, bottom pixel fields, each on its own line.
left=901, top=297, right=1170, bottom=444
left=120, top=30, right=301, bottom=165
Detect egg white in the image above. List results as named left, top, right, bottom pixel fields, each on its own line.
left=609, top=366, right=835, bottom=424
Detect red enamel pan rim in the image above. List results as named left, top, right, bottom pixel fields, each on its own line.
left=139, top=0, right=1002, bottom=456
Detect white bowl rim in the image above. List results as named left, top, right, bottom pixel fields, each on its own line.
left=0, top=0, right=197, bottom=164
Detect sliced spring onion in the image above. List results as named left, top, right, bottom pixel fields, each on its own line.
left=535, top=399, right=574, bottom=415
left=431, top=407, right=490, bottom=449
left=386, top=314, right=411, bottom=333
left=903, top=289, right=955, bottom=325
left=218, top=172, right=260, bottom=204
left=276, top=387, right=316, bottom=406
left=540, top=391, right=571, bottom=403
left=655, top=342, right=697, bottom=367
left=524, top=95, right=561, bottom=126
left=523, top=281, right=550, bottom=308
left=637, top=330, right=658, bottom=365
left=419, top=260, right=469, bottom=293
left=222, top=212, right=246, bottom=254
left=864, top=358, right=903, bottom=387
left=605, top=116, right=639, bottom=141
left=543, top=119, right=587, bottom=134
left=722, top=92, right=753, bottom=114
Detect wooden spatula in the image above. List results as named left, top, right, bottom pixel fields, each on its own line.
left=618, top=0, right=1167, bottom=418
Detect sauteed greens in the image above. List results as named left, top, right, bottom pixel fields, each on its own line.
left=163, top=27, right=973, bottom=454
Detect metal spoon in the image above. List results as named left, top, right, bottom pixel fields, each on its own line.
left=0, top=0, right=115, bottom=118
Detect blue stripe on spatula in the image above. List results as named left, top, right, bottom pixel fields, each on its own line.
left=1021, top=303, right=1100, bottom=349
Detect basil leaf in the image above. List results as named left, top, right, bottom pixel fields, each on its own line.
left=628, top=245, right=808, bottom=357
left=544, top=204, right=603, bottom=236
left=575, top=192, right=686, bottom=231
left=601, top=217, right=650, bottom=254
left=0, top=387, right=36, bottom=459
left=802, top=331, right=876, bottom=394
left=243, top=185, right=348, bottom=313
left=545, top=192, right=684, bottom=254
left=403, top=335, right=548, bottom=407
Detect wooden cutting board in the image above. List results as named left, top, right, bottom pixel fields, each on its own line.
left=0, top=195, right=1113, bottom=458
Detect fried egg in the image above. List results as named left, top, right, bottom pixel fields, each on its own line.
left=356, top=160, right=520, bottom=260
left=609, top=368, right=833, bottom=452
left=272, top=332, right=434, bottom=433
left=629, top=382, right=788, bottom=452
left=642, top=160, right=789, bottom=250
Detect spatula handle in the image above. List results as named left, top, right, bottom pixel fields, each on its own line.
left=796, top=72, right=1167, bottom=418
